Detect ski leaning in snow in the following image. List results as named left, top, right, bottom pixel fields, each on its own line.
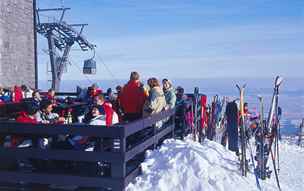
left=193, top=87, right=200, bottom=141
left=199, top=94, right=207, bottom=143
left=264, top=76, right=283, bottom=191
left=236, top=84, right=247, bottom=177
left=214, top=97, right=227, bottom=144
left=298, top=119, right=304, bottom=146
left=255, top=95, right=269, bottom=180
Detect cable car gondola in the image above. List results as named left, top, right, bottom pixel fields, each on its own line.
left=83, top=48, right=96, bottom=75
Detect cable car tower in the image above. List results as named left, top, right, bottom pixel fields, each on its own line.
left=36, top=7, right=96, bottom=91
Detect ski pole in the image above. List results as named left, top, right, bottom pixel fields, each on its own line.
left=270, top=149, right=282, bottom=191
left=247, top=139, right=261, bottom=191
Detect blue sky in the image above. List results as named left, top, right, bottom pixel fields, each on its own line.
left=37, top=0, right=304, bottom=81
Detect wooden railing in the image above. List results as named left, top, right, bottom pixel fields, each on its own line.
left=0, top=108, right=175, bottom=191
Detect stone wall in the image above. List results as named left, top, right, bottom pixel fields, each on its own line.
left=0, top=0, right=36, bottom=88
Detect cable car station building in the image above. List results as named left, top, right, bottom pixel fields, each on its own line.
left=0, top=0, right=37, bottom=88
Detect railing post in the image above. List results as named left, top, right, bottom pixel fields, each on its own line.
left=111, top=129, right=126, bottom=179
left=153, top=124, right=157, bottom=149
left=172, top=111, right=175, bottom=139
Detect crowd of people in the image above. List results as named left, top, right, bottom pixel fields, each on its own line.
left=0, top=71, right=192, bottom=150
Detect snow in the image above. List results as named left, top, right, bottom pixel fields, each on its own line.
left=126, top=137, right=304, bottom=191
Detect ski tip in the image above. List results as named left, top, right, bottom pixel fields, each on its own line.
left=275, top=76, right=283, bottom=87
left=236, top=84, right=246, bottom=89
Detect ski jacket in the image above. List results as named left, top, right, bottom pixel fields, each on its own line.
left=143, top=86, right=166, bottom=117
left=164, top=87, right=176, bottom=109
left=102, top=102, right=117, bottom=127
left=120, top=80, right=146, bottom=115
left=11, top=112, right=38, bottom=147
left=13, top=86, right=23, bottom=103
left=36, top=111, right=60, bottom=124
left=89, top=115, right=107, bottom=126
left=16, top=112, right=38, bottom=124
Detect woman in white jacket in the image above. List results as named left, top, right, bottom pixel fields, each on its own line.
left=89, top=105, right=119, bottom=126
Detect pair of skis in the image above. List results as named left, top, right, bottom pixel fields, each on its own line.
left=244, top=76, right=283, bottom=191
left=236, top=84, right=248, bottom=177
left=264, top=76, right=283, bottom=191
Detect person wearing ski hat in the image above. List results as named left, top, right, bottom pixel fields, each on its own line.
left=162, top=78, right=176, bottom=109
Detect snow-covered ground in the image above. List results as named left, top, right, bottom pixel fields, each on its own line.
left=126, top=137, right=304, bottom=191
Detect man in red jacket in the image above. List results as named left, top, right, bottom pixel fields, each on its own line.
left=120, top=71, right=147, bottom=122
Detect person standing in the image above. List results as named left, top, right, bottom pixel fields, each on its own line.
left=143, top=78, right=166, bottom=117
left=120, top=72, right=147, bottom=121
left=162, top=79, right=176, bottom=109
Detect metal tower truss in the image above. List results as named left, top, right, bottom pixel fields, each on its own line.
left=36, top=8, right=95, bottom=91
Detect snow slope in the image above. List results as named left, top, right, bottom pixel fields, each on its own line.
left=126, top=138, right=304, bottom=191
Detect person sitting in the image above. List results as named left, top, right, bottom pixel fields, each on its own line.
left=12, top=86, right=23, bottom=103
left=112, top=85, right=124, bottom=121
left=21, top=85, right=33, bottom=99
left=69, top=105, right=117, bottom=151
left=36, top=99, right=65, bottom=124
left=120, top=71, right=147, bottom=121
left=89, top=105, right=107, bottom=126
left=93, top=94, right=119, bottom=126
left=89, top=83, right=102, bottom=98
left=9, top=102, right=39, bottom=148
left=31, top=90, right=42, bottom=109
left=143, top=78, right=167, bottom=117
left=162, top=79, right=176, bottom=109
left=0, top=87, right=11, bottom=102
left=105, top=88, right=116, bottom=102
left=46, top=88, right=57, bottom=105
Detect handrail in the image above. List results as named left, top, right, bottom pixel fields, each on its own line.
left=0, top=107, right=176, bottom=191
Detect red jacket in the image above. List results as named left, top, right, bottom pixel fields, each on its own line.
left=102, top=102, right=114, bottom=127
left=120, top=80, right=146, bottom=114
left=16, top=112, right=38, bottom=124
left=13, top=86, right=23, bottom=103
left=11, top=112, right=37, bottom=147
